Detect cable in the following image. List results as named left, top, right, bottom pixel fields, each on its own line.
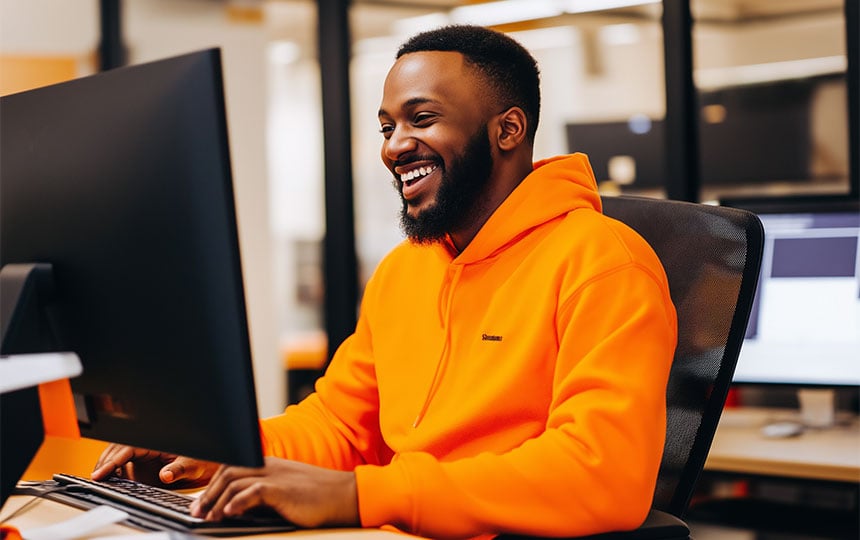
left=0, top=483, right=80, bottom=524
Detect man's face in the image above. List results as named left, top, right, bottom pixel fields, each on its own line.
left=378, top=51, right=496, bottom=243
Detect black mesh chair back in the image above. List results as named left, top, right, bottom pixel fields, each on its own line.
left=498, top=196, right=764, bottom=540
left=601, top=196, right=764, bottom=520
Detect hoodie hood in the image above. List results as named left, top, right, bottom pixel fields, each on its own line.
left=454, top=153, right=602, bottom=264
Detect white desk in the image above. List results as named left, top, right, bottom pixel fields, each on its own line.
left=705, top=407, right=860, bottom=483
left=1, top=496, right=415, bottom=539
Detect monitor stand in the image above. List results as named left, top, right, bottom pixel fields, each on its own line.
left=0, top=263, right=81, bottom=506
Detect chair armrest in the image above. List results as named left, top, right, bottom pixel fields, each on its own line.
left=497, top=509, right=690, bottom=540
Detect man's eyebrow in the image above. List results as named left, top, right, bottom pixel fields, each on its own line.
left=378, top=97, right=441, bottom=118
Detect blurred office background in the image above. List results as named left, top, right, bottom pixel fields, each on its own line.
left=1, top=0, right=856, bottom=417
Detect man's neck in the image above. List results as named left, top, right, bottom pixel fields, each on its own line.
left=448, top=160, right=534, bottom=252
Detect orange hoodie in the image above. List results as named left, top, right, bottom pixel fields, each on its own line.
left=260, top=153, right=677, bottom=538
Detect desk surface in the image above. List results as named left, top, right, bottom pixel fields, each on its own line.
left=705, top=407, right=860, bottom=483
left=1, top=496, right=413, bottom=539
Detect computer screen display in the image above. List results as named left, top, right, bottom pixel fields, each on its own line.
left=0, top=49, right=264, bottom=467
left=732, top=205, right=860, bottom=386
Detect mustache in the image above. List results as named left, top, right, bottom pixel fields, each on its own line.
left=392, top=155, right=439, bottom=169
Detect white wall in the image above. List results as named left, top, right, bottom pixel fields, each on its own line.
left=0, top=0, right=98, bottom=56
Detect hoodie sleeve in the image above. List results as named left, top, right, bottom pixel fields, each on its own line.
left=354, top=263, right=677, bottom=539
left=259, top=311, right=393, bottom=471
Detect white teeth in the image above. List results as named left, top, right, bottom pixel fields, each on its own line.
left=402, top=165, right=436, bottom=182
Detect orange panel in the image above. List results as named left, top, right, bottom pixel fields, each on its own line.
left=22, top=436, right=109, bottom=481
left=0, top=54, right=80, bottom=96
left=38, top=379, right=80, bottom=440
left=282, top=331, right=328, bottom=370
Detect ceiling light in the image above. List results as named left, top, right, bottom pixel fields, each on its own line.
left=393, top=0, right=661, bottom=37
left=450, top=0, right=562, bottom=27
left=563, top=0, right=660, bottom=14
left=695, top=56, right=847, bottom=89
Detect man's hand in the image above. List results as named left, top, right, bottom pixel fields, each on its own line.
left=190, top=457, right=359, bottom=528
left=92, top=444, right=218, bottom=489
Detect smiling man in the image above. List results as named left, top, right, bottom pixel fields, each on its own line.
left=93, top=25, right=677, bottom=539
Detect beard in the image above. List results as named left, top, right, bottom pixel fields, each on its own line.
left=395, top=124, right=494, bottom=244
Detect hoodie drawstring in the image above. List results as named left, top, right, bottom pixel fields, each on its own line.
left=413, top=264, right=463, bottom=427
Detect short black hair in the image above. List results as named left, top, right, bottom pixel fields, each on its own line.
left=397, top=25, right=541, bottom=142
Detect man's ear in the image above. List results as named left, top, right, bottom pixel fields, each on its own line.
left=495, top=106, right=528, bottom=151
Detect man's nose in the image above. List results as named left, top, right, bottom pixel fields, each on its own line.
left=383, top=127, right=417, bottom=161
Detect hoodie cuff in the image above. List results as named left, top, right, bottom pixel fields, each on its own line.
left=355, top=459, right=415, bottom=530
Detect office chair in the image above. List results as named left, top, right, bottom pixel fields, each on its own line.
left=502, top=196, right=764, bottom=540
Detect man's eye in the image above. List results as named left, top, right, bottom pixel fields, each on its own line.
left=414, top=113, right=434, bottom=124
left=379, top=125, right=394, bottom=136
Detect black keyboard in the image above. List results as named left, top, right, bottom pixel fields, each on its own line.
left=51, top=473, right=295, bottom=535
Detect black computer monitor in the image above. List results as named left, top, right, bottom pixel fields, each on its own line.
left=566, top=77, right=824, bottom=191
left=0, top=49, right=264, bottom=480
left=726, top=200, right=860, bottom=387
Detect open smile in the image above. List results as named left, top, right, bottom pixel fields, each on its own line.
left=397, top=163, right=439, bottom=200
